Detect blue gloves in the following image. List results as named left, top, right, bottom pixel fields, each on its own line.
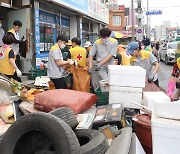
left=148, top=73, right=155, bottom=82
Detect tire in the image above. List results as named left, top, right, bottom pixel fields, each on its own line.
left=75, top=129, right=109, bottom=154
left=165, top=55, right=169, bottom=65
left=0, top=112, right=80, bottom=154
left=50, top=107, right=79, bottom=129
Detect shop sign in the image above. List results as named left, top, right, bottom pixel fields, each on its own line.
left=34, top=8, right=41, bottom=68
left=88, top=0, right=109, bottom=24
left=39, top=10, right=56, bottom=24
left=61, top=16, right=70, bottom=27
left=51, top=0, right=88, bottom=14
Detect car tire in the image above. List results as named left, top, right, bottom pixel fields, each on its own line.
left=75, top=129, right=109, bottom=154
left=50, top=107, right=78, bottom=129
left=0, top=112, right=80, bottom=154
left=165, top=55, right=169, bottom=65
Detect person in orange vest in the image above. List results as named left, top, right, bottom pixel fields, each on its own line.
left=70, top=37, right=87, bottom=67
left=0, top=34, right=22, bottom=79
left=116, top=44, right=131, bottom=65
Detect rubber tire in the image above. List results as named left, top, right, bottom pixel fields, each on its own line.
left=165, top=55, right=169, bottom=65
left=50, top=107, right=79, bottom=129
left=0, top=112, right=80, bottom=154
left=75, top=129, right=109, bottom=154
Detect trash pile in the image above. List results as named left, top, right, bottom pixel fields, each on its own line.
left=0, top=65, right=179, bottom=154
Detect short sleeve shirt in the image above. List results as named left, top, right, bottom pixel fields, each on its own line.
left=90, top=38, right=118, bottom=67
left=47, top=48, right=64, bottom=79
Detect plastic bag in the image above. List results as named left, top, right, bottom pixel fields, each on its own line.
left=0, top=90, right=11, bottom=105
left=70, top=65, right=90, bottom=92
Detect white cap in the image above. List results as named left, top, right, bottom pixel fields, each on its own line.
left=84, top=41, right=92, bottom=48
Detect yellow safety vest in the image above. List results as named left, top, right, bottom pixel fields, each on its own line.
left=177, top=57, right=180, bottom=69
left=8, top=28, right=16, bottom=35
left=70, top=46, right=87, bottom=67
left=0, top=47, right=15, bottom=75
left=50, top=44, right=60, bottom=52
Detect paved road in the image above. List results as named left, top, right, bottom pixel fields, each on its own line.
left=158, top=62, right=173, bottom=91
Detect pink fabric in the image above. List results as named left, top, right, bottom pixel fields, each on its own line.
left=167, top=80, right=176, bottom=98
left=34, top=89, right=98, bottom=114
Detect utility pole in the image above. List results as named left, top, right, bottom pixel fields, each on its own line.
left=131, top=0, right=135, bottom=41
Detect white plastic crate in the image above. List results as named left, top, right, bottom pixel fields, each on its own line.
left=108, top=65, right=146, bottom=88
left=152, top=113, right=180, bottom=154
left=143, top=92, right=170, bottom=111
left=109, top=86, right=142, bottom=109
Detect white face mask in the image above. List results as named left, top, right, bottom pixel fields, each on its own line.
left=60, top=44, right=66, bottom=49
left=102, top=38, right=109, bottom=45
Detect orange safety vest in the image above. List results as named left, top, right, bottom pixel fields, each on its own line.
left=0, top=47, right=15, bottom=75
left=70, top=46, right=87, bottom=67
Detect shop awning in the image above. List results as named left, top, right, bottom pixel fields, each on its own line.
left=111, top=31, right=123, bottom=38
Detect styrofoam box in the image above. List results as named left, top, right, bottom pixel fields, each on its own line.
left=143, top=92, right=170, bottom=111
left=155, top=100, right=180, bottom=120
left=109, top=86, right=142, bottom=109
left=152, top=113, right=180, bottom=154
left=108, top=65, right=146, bottom=88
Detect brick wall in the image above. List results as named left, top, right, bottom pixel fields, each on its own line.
left=107, top=10, right=125, bottom=31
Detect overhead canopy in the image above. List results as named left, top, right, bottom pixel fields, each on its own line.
left=111, top=31, right=123, bottom=39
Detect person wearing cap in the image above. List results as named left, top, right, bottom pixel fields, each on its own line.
left=127, top=41, right=160, bottom=86
left=89, top=28, right=118, bottom=80
left=142, top=38, right=152, bottom=52
left=70, top=37, right=87, bottom=67
left=47, top=35, right=74, bottom=89
left=84, top=41, right=92, bottom=57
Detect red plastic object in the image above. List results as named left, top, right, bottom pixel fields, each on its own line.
left=133, top=114, right=152, bottom=154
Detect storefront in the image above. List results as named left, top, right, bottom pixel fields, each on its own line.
left=34, top=0, right=109, bottom=68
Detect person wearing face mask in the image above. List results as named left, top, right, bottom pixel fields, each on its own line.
left=7, top=20, right=23, bottom=82
left=69, top=37, right=87, bottom=67
left=47, top=35, right=74, bottom=89
left=88, top=28, right=118, bottom=80
left=0, top=18, right=4, bottom=47
left=126, top=41, right=160, bottom=86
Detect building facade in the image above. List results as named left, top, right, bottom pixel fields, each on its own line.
left=0, top=0, right=109, bottom=72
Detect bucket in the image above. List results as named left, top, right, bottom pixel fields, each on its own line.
left=99, top=80, right=109, bottom=92
left=133, top=114, right=152, bottom=154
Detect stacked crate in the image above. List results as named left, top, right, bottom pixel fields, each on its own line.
left=108, top=65, right=146, bottom=109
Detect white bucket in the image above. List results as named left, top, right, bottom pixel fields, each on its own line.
left=99, top=80, right=109, bottom=92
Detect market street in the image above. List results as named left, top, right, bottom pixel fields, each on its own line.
left=158, top=62, right=173, bottom=91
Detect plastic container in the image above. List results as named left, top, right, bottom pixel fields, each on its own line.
left=109, top=86, right=142, bottom=109
left=133, top=114, right=152, bottom=154
left=154, top=100, right=180, bottom=120
left=28, top=69, right=47, bottom=80
left=152, top=113, right=180, bottom=154
left=99, top=80, right=109, bottom=92
left=94, top=87, right=109, bottom=106
left=143, top=92, right=170, bottom=111
left=108, top=65, right=146, bottom=88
